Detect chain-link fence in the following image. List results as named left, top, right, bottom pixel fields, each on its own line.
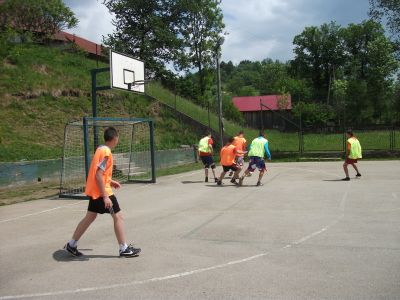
left=297, top=126, right=399, bottom=154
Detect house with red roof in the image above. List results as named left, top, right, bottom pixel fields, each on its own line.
left=52, top=31, right=105, bottom=59
left=232, top=95, right=292, bottom=130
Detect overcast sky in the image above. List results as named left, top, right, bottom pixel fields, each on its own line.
left=63, top=0, right=370, bottom=64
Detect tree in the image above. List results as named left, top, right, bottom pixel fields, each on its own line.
left=291, top=22, right=346, bottom=103
left=176, top=0, right=225, bottom=96
left=369, top=0, right=400, bottom=52
left=103, top=0, right=180, bottom=76
left=0, top=0, right=78, bottom=39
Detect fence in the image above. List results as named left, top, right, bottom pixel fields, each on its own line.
left=0, top=147, right=197, bottom=189
left=292, top=126, right=400, bottom=154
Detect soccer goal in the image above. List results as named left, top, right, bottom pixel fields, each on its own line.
left=59, top=117, right=155, bottom=199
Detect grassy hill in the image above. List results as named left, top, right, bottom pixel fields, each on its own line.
left=0, top=43, right=201, bottom=162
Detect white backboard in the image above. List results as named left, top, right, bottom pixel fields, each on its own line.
left=110, top=50, right=145, bottom=93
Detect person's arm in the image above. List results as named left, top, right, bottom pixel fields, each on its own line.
left=208, top=139, right=214, bottom=154
left=95, top=174, right=112, bottom=209
left=264, top=141, right=271, bottom=160
left=111, top=180, right=121, bottom=189
left=346, top=141, right=351, bottom=157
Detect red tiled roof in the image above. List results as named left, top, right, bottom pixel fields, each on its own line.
left=232, top=95, right=292, bottom=112
left=53, top=31, right=103, bottom=56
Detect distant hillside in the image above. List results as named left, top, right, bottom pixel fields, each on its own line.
left=0, top=43, right=201, bottom=162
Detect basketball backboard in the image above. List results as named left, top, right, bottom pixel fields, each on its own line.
left=110, top=50, right=145, bottom=93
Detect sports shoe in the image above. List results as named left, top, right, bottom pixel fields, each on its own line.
left=356, top=173, right=362, bottom=177
left=217, top=180, right=222, bottom=186
left=120, top=244, right=141, bottom=257
left=238, top=177, right=244, bottom=186
left=214, top=178, right=218, bottom=182
left=230, top=178, right=238, bottom=185
left=64, top=243, right=83, bottom=257
left=342, top=177, right=350, bottom=181
left=256, top=181, right=263, bottom=186
left=229, top=171, right=233, bottom=177
left=205, top=177, right=208, bottom=182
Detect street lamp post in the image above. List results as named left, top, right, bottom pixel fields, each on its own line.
left=216, top=37, right=224, bottom=149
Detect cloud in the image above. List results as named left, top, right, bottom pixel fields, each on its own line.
left=63, top=0, right=114, bottom=44
left=63, top=0, right=370, bottom=64
left=220, top=0, right=370, bottom=63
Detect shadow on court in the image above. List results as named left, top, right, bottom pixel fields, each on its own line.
left=181, top=181, right=205, bottom=184
left=52, top=249, right=117, bottom=262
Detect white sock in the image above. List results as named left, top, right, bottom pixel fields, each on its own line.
left=119, top=243, right=128, bottom=252
left=68, top=239, right=78, bottom=248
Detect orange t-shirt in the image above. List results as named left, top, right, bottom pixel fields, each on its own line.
left=85, top=145, right=113, bottom=199
left=232, top=136, right=246, bottom=157
left=220, top=144, right=237, bottom=166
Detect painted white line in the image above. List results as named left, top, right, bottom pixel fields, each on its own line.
left=0, top=201, right=83, bottom=223
left=0, top=183, right=154, bottom=223
left=0, top=165, right=349, bottom=299
left=0, top=210, right=346, bottom=299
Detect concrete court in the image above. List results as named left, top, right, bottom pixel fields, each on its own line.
left=0, top=160, right=399, bottom=300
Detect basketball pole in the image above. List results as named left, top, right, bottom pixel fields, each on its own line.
left=216, top=37, right=224, bottom=149
left=90, top=67, right=111, bottom=150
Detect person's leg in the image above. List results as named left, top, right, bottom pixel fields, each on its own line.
left=218, top=171, right=226, bottom=184
left=342, top=162, right=350, bottom=180
left=351, top=163, right=361, bottom=175
left=205, top=167, right=209, bottom=179
left=211, top=164, right=217, bottom=181
left=112, top=211, right=126, bottom=245
left=257, top=170, right=265, bottom=185
left=71, top=211, right=97, bottom=241
left=232, top=166, right=241, bottom=180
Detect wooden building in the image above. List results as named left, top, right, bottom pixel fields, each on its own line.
left=232, top=95, right=292, bottom=130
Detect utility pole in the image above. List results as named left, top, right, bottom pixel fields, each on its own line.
left=216, top=37, right=224, bottom=149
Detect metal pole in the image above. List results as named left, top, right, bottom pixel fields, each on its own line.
left=216, top=50, right=223, bottom=148
left=260, top=98, right=263, bottom=132
left=91, top=70, right=99, bottom=150
left=208, top=102, right=211, bottom=130
left=149, top=120, right=156, bottom=183
left=83, top=117, right=90, bottom=180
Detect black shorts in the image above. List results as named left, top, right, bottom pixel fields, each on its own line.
left=88, top=195, right=121, bottom=214
left=222, top=165, right=238, bottom=172
left=200, top=156, right=215, bottom=168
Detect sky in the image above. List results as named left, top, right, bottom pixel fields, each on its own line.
left=63, top=0, right=371, bottom=64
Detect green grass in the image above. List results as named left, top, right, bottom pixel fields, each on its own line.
left=0, top=43, right=397, bottom=162
left=0, top=44, right=200, bottom=161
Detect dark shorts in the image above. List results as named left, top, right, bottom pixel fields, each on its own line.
left=88, top=195, right=121, bottom=214
left=247, top=156, right=266, bottom=171
left=200, top=155, right=215, bottom=168
left=345, top=158, right=358, bottom=164
left=222, top=164, right=239, bottom=172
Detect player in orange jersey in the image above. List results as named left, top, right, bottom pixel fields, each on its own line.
left=217, top=137, right=246, bottom=186
left=229, top=131, right=247, bottom=176
left=64, top=127, right=141, bottom=257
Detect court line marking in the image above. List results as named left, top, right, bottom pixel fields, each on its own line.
left=0, top=201, right=83, bottom=224
left=0, top=214, right=344, bottom=300
left=0, top=181, right=158, bottom=224
left=0, top=172, right=350, bottom=300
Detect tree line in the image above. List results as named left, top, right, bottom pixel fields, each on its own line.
left=1, top=0, right=399, bottom=127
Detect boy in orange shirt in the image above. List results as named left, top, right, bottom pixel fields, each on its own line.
left=217, top=137, right=245, bottom=186
left=64, top=127, right=141, bottom=257
left=229, top=131, right=247, bottom=176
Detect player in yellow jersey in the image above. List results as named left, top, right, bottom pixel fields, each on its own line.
left=64, top=127, right=141, bottom=257
left=342, top=129, right=362, bottom=181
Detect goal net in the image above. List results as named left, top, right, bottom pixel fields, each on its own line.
left=59, top=117, right=155, bottom=198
